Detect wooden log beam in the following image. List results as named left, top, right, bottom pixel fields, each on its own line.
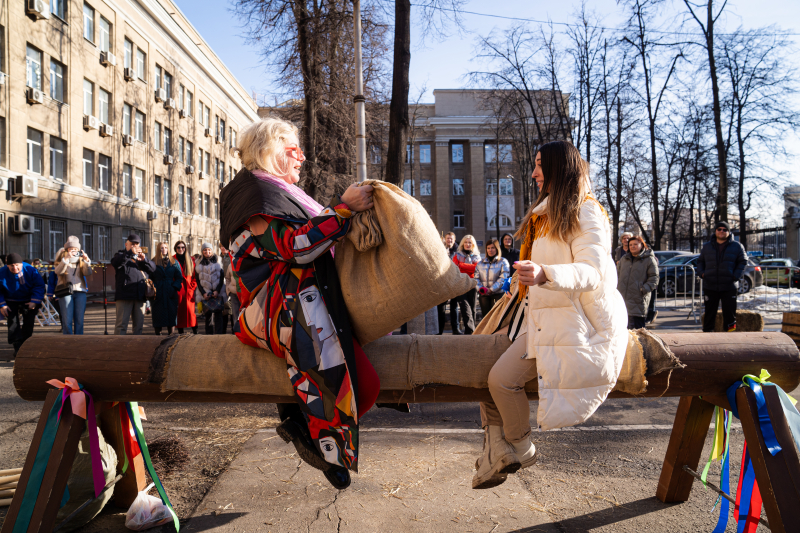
left=13, top=332, right=800, bottom=404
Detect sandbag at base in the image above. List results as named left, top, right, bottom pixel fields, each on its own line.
left=700, top=309, right=764, bottom=332
left=335, top=180, right=475, bottom=344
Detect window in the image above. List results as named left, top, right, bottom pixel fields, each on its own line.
left=186, top=91, right=193, bottom=116
left=123, top=104, right=132, bottom=135
left=155, top=65, right=162, bottom=90
left=204, top=194, right=209, bottom=218
left=164, top=72, right=172, bottom=97
left=220, top=119, right=226, bottom=141
left=83, top=79, right=93, bottom=116
left=405, top=145, right=413, bottom=164
left=49, top=221, right=65, bottom=261
left=197, top=192, right=203, bottom=216
left=487, top=178, right=513, bottom=196
left=124, top=39, right=132, bottom=69
left=178, top=185, right=185, bottom=211
left=51, top=0, right=66, bottom=19
left=453, top=210, right=465, bottom=228
left=489, top=214, right=512, bottom=229
left=370, top=145, right=382, bottom=164
left=203, top=152, right=210, bottom=174
left=214, top=115, right=219, bottom=136
left=98, top=154, right=110, bottom=192
left=198, top=100, right=204, bottom=124
left=215, top=198, right=219, bottom=220
left=134, top=168, right=144, bottom=199
left=82, top=224, right=93, bottom=259
left=485, top=144, right=512, bottom=163
left=163, top=179, right=171, bottom=208
left=230, top=129, right=236, bottom=149
left=123, top=164, right=132, bottom=197
left=419, top=145, right=431, bottom=163
left=0, top=117, right=5, bottom=168
left=136, top=49, right=145, bottom=80
left=452, top=178, right=464, bottom=196
left=82, top=149, right=93, bottom=187
left=49, top=60, right=64, bottom=102
left=163, top=128, right=171, bottom=156
left=403, top=179, right=414, bottom=196
left=27, top=128, right=43, bottom=174
left=99, top=17, right=111, bottom=52
left=83, top=3, right=94, bottom=42
left=420, top=179, right=431, bottom=196
left=203, top=106, right=210, bottom=128
left=186, top=188, right=193, bottom=214
left=178, top=137, right=185, bottom=162
left=50, top=137, right=65, bottom=180
left=452, top=144, right=464, bottom=163
left=26, top=46, right=42, bottom=89
left=153, top=122, right=161, bottom=151
left=97, top=226, right=110, bottom=261
left=215, top=158, right=220, bottom=180
left=99, top=88, right=110, bottom=124
left=178, top=84, right=185, bottom=109
left=28, top=218, right=43, bottom=262
left=186, top=141, right=193, bottom=165
left=154, top=176, right=161, bottom=206
left=134, top=111, right=145, bottom=142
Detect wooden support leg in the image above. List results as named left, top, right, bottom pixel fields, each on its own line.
left=97, top=404, right=146, bottom=507
left=657, top=395, right=715, bottom=503
left=737, top=386, right=800, bottom=533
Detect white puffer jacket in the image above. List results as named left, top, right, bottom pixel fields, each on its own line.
left=194, top=257, right=226, bottom=301
left=525, top=197, right=628, bottom=431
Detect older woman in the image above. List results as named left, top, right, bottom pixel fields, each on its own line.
left=616, top=235, right=658, bottom=329
left=221, top=117, right=379, bottom=489
left=472, top=141, right=628, bottom=489
left=451, top=235, right=481, bottom=334
left=475, top=238, right=510, bottom=317
left=614, top=232, right=633, bottom=263
left=195, top=243, right=225, bottom=335
left=54, top=236, right=92, bottom=335
left=151, top=242, right=184, bottom=335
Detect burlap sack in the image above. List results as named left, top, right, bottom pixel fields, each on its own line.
left=334, top=180, right=475, bottom=345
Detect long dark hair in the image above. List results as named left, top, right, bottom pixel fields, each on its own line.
left=516, top=140, right=590, bottom=242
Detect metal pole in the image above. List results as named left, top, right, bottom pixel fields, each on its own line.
left=103, top=264, right=108, bottom=335
left=353, top=0, right=367, bottom=183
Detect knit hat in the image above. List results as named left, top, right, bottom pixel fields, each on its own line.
left=64, top=235, right=81, bottom=250
left=7, top=253, right=23, bottom=265
left=201, top=242, right=213, bottom=251
left=716, top=221, right=730, bottom=231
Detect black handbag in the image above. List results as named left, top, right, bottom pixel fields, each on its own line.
left=54, top=282, right=73, bottom=298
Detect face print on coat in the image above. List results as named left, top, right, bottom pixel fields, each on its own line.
left=298, top=286, right=345, bottom=371
left=318, top=436, right=343, bottom=466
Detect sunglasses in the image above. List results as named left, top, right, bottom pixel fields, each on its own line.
left=175, top=245, right=186, bottom=249
left=285, top=146, right=305, bottom=161
left=716, top=227, right=729, bottom=232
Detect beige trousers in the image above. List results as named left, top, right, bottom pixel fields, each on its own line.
left=479, top=334, right=537, bottom=443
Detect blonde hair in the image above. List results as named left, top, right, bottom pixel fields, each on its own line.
left=235, top=117, right=300, bottom=176
left=458, top=235, right=479, bottom=255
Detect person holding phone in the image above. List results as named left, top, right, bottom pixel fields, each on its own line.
left=54, top=236, right=93, bottom=334
left=111, top=234, right=155, bottom=335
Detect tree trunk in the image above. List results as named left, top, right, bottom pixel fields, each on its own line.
left=705, top=0, right=728, bottom=223
left=615, top=99, right=623, bottom=248
left=736, top=108, right=748, bottom=251
left=385, top=0, right=411, bottom=186
left=293, top=0, right=319, bottom=200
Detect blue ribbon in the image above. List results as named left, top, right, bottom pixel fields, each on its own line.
left=725, top=378, right=782, bottom=456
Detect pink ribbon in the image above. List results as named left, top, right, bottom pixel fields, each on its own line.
left=47, top=377, right=105, bottom=498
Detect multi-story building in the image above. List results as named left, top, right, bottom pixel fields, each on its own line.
left=0, top=0, right=258, bottom=265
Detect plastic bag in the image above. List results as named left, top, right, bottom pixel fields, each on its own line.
left=125, top=484, right=172, bottom=531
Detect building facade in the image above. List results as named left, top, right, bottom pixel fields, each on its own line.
left=0, top=0, right=258, bottom=265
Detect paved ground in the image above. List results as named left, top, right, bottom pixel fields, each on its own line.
left=0, top=303, right=782, bottom=532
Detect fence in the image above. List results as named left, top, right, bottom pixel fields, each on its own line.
left=653, top=264, right=701, bottom=323
left=667, top=226, right=787, bottom=257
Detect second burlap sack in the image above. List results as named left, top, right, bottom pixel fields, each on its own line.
left=335, top=180, right=475, bottom=344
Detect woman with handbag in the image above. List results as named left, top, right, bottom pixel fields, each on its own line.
left=195, top=243, right=225, bottom=334
left=173, top=241, right=198, bottom=334
left=54, top=236, right=92, bottom=335
left=151, top=242, right=184, bottom=335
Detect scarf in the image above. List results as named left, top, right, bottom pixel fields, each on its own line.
left=200, top=255, right=217, bottom=266
left=68, top=254, right=80, bottom=264
left=252, top=170, right=323, bottom=218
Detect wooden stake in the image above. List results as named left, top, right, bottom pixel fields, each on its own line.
left=0, top=482, right=18, bottom=490
left=0, top=468, right=22, bottom=477
left=0, top=489, right=14, bottom=498
left=0, top=474, right=20, bottom=486
left=0, top=498, right=12, bottom=507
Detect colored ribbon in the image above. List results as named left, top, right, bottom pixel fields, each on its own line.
left=701, top=407, right=733, bottom=533
left=734, top=444, right=762, bottom=533
left=725, top=369, right=782, bottom=455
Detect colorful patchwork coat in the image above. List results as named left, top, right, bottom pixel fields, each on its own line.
left=220, top=170, right=362, bottom=471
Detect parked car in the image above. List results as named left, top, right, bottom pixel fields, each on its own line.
left=652, top=250, right=693, bottom=265
left=757, top=258, right=796, bottom=287
left=657, top=254, right=763, bottom=296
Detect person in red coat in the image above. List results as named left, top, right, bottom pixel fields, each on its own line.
left=451, top=235, right=481, bottom=334
left=173, top=241, right=198, bottom=334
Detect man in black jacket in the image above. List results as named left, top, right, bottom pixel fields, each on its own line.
left=697, top=221, right=747, bottom=332
left=437, top=232, right=460, bottom=334
left=111, top=234, right=155, bottom=335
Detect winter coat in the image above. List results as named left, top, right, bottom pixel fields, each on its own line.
left=446, top=243, right=458, bottom=259
left=518, top=196, right=628, bottom=431
left=613, top=245, right=628, bottom=263
left=616, top=248, right=659, bottom=317
left=697, top=234, right=747, bottom=292
left=453, top=250, right=481, bottom=278
left=501, top=234, right=520, bottom=265
left=194, top=255, right=225, bottom=313
left=173, top=254, right=197, bottom=329
left=0, top=262, right=46, bottom=306
left=110, top=249, right=155, bottom=301
left=54, top=255, right=92, bottom=293
left=475, top=256, right=510, bottom=294
left=46, top=270, right=58, bottom=299
left=151, top=258, right=183, bottom=328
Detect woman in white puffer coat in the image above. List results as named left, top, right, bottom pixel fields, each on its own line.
left=473, top=140, right=628, bottom=489
left=194, top=242, right=226, bottom=334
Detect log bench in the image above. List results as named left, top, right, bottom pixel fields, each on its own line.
left=5, top=331, right=800, bottom=532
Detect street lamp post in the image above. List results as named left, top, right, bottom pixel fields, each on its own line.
left=353, top=0, right=367, bottom=183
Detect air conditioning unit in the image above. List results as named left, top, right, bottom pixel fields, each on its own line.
left=154, top=88, right=166, bottom=102
left=172, top=213, right=183, bottom=225
left=198, top=171, right=205, bottom=180
left=26, top=0, right=50, bottom=19
left=100, top=51, right=116, bottom=67
left=179, top=109, right=188, bottom=119
left=147, top=210, right=158, bottom=221
left=0, top=176, right=9, bottom=191
left=122, top=134, right=133, bottom=147
left=215, top=135, right=223, bottom=145
left=13, top=215, right=36, bottom=234
left=204, top=128, right=212, bottom=138
left=26, top=87, right=44, bottom=105
left=124, top=67, right=135, bottom=81
left=99, top=124, right=113, bottom=137
left=163, top=155, right=174, bottom=165
left=185, top=165, right=195, bottom=174
left=13, top=175, right=38, bottom=198
left=164, top=98, right=175, bottom=110
left=0, top=73, right=6, bottom=85
left=83, top=115, right=100, bottom=131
